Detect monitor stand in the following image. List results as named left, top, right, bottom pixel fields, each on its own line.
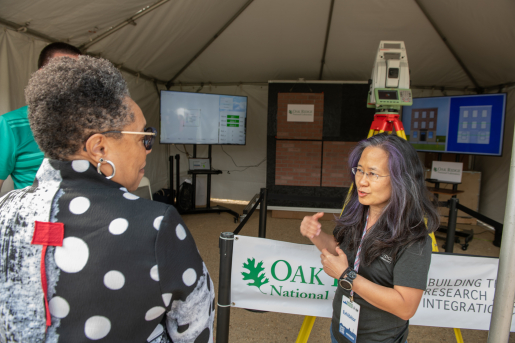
left=171, top=145, right=239, bottom=223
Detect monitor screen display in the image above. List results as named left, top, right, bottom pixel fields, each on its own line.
left=402, top=93, right=507, bottom=156
left=378, top=90, right=398, bottom=100
left=160, top=90, right=247, bottom=145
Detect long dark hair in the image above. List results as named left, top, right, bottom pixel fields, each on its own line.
left=334, top=133, right=439, bottom=266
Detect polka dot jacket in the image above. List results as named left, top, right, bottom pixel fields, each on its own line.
left=0, top=159, right=215, bottom=343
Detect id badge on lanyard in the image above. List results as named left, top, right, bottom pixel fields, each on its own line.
left=339, top=210, right=368, bottom=343
left=339, top=294, right=360, bottom=343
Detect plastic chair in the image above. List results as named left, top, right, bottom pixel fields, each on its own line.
left=138, top=176, right=153, bottom=200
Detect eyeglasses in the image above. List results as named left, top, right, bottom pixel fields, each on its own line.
left=351, top=167, right=390, bottom=182
left=100, top=127, right=157, bottom=150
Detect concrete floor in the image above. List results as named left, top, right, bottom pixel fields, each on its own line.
left=181, top=201, right=514, bottom=342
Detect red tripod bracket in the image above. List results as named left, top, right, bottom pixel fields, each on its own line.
left=369, top=113, right=405, bottom=133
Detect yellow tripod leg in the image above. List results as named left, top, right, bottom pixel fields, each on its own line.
left=454, top=328, right=464, bottom=343
left=427, top=214, right=465, bottom=342
left=295, top=316, right=316, bottom=343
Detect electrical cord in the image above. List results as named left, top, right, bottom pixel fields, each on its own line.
left=171, top=145, right=264, bottom=173
left=218, top=146, right=266, bottom=173
left=173, top=144, right=190, bottom=157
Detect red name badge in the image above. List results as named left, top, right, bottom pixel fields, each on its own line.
left=31, top=221, right=65, bottom=328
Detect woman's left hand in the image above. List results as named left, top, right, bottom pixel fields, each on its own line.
left=320, top=246, right=349, bottom=279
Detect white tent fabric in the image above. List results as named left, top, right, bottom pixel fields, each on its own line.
left=3, top=0, right=514, bottom=86
left=1, top=0, right=514, bottom=223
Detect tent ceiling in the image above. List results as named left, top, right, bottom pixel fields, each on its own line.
left=1, top=0, right=513, bottom=89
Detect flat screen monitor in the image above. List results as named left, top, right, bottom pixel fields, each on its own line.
left=160, top=90, right=247, bottom=145
left=402, top=93, right=507, bottom=156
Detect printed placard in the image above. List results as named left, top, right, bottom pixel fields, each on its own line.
left=287, top=104, right=314, bottom=122
left=430, top=161, right=463, bottom=182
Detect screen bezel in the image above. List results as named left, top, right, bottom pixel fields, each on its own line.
left=159, top=90, right=248, bottom=146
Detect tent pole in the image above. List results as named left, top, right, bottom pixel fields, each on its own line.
left=78, top=0, right=171, bottom=51
left=318, top=0, right=335, bottom=80
left=0, top=18, right=168, bottom=84
left=413, top=0, right=483, bottom=93
left=487, top=121, right=515, bottom=342
left=165, top=0, right=255, bottom=89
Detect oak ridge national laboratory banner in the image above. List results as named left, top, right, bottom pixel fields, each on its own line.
left=230, top=235, right=515, bottom=331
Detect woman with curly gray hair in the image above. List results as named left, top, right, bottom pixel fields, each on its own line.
left=0, top=56, right=214, bottom=343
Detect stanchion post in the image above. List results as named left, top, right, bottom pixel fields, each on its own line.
left=487, top=128, right=515, bottom=342
left=174, top=154, right=180, bottom=205
left=258, top=188, right=268, bottom=238
left=169, top=156, right=174, bottom=205
left=216, top=232, right=234, bottom=343
left=445, top=198, right=458, bottom=253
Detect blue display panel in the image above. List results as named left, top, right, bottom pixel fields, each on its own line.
left=160, top=90, right=247, bottom=145
left=402, top=93, right=506, bottom=156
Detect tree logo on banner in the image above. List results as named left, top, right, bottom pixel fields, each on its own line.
left=241, top=258, right=269, bottom=294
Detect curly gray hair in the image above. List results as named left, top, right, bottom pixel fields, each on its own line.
left=25, top=55, right=133, bottom=159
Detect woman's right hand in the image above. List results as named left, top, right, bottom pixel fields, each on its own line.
left=300, top=212, right=324, bottom=239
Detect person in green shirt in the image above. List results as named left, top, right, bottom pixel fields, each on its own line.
left=0, top=42, right=81, bottom=191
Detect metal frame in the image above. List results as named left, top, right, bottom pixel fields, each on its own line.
left=487, top=128, right=515, bottom=341
left=78, top=0, right=171, bottom=51
left=318, top=0, right=336, bottom=80
left=413, top=0, right=483, bottom=92
left=0, top=17, right=167, bottom=85
left=165, top=0, right=255, bottom=89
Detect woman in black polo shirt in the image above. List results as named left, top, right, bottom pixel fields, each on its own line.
left=300, top=133, right=439, bottom=343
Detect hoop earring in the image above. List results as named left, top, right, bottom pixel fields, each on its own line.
left=97, top=158, right=116, bottom=180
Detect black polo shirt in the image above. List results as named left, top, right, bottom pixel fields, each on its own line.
left=331, top=236, right=432, bottom=343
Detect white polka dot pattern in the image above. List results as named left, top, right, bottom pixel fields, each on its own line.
left=162, top=293, right=172, bottom=307
left=103, top=271, right=125, bottom=290
left=176, top=224, right=187, bottom=240
left=108, top=218, right=128, bottom=235
left=182, top=268, right=197, bottom=286
left=150, top=265, right=159, bottom=281
left=145, top=306, right=165, bottom=321
left=55, top=237, right=89, bottom=273
left=153, top=216, right=163, bottom=230
left=71, top=160, right=89, bottom=173
left=49, top=296, right=70, bottom=318
left=120, top=187, right=128, bottom=192
left=123, top=193, right=139, bottom=200
left=84, top=316, right=111, bottom=340
left=147, top=324, right=164, bottom=342
left=69, top=197, right=90, bottom=215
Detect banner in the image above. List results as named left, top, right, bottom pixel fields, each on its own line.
left=231, top=235, right=335, bottom=318
left=410, top=253, right=515, bottom=331
left=231, top=236, right=515, bottom=331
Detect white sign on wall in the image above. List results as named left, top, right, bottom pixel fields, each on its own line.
left=287, top=104, right=314, bottom=122
left=430, top=161, right=463, bottom=183
left=231, top=236, right=515, bottom=331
